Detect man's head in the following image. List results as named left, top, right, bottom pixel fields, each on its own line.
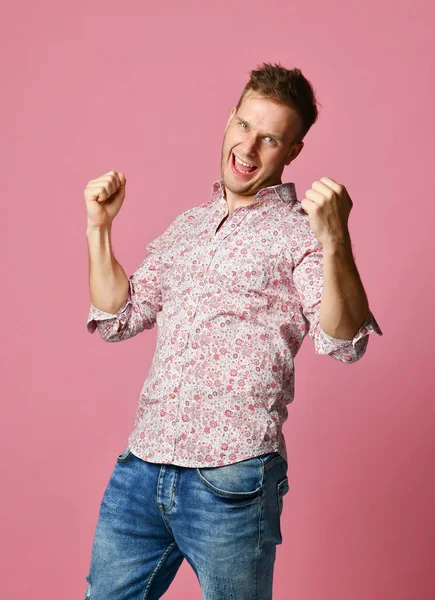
left=220, top=62, right=319, bottom=199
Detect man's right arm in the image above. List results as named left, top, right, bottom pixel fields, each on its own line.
left=84, top=171, right=192, bottom=343
left=86, top=225, right=130, bottom=315
left=86, top=224, right=139, bottom=341
left=85, top=219, right=177, bottom=342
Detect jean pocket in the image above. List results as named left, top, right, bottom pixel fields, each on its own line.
left=116, top=445, right=132, bottom=463
left=195, top=455, right=264, bottom=499
left=277, top=476, right=290, bottom=516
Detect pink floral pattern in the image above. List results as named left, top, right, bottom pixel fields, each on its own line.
left=87, top=180, right=383, bottom=467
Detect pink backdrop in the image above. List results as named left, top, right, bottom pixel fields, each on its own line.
left=2, top=0, right=434, bottom=598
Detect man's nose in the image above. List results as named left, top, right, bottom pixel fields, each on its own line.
left=241, top=136, right=259, bottom=156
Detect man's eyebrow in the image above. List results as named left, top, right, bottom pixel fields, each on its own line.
left=235, top=116, right=284, bottom=142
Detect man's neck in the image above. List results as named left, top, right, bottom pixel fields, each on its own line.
left=224, top=190, right=255, bottom=216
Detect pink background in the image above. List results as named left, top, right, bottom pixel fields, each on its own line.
left=2, top=0, right=434, bottom=598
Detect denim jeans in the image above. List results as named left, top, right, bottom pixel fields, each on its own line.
left=84, top=446, right=290, bottom=600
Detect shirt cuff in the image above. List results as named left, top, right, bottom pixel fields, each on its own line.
left=317, top=310, right=383, bottom=362
left=86, top=281, right=133, bottom=334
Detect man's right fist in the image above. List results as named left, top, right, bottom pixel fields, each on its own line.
left=84, top=170, right=127, bottom=229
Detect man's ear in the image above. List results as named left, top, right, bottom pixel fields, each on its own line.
left=285, top=141, right=304, bottom=166
left=225, top=106, right=237, bottom=133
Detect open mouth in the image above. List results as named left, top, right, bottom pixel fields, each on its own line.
left=231, top=152, right=258, bottom=177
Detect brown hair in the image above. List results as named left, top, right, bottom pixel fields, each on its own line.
left=236, top=62, right=321, bottom=142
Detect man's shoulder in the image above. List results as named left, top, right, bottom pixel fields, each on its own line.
left=276, top=195, right=309, bottom=232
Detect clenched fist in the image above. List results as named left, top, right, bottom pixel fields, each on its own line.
left=84, top=170, right=127, bottom=229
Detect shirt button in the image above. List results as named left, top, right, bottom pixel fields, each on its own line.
left=169, top=393, right=175, bottom=398
left=208, top=236, right=213, bottom=242
left=187, top=310, right=192, bottom=316
left=198, top=271, right=204, bottom=277
left=176, top=350, right=183, bottom=355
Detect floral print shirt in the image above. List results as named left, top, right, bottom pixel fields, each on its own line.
left=87, top=179, right=383, bottom=467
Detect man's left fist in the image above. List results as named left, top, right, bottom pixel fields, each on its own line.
left=300, top=176, right=353, bottom=246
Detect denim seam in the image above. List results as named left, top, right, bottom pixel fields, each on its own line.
left=158, top=506, right=177, bottom=538
left=254, top=460, right=265, bottom=599
left=257, top=460, right=266, bottom=549
left=276, top=476, right=289, bottom=542
left=156, top=467, right=179, bottom=531
left=158, top=469, right=179, bottom=512
left=141, top=541, right=178, bottom=600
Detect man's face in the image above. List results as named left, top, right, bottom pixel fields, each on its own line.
left=220, top=91, right=304, bottom=198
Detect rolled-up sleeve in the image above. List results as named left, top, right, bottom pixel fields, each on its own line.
left=86, top=279, right=135, bottom=341
left=316, top=309, right=383, bottom=363
left=86, top=215, right=180, bottom=342
left=291, top=212, right=383, bottom=364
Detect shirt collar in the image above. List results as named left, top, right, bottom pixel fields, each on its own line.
left=210, top=179, right=297, bottom=205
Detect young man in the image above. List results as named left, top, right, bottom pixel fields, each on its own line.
left=83, top=62, right=383, bottom=600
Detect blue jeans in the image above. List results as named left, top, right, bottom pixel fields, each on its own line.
left=84, top=446, right=290, bottom=600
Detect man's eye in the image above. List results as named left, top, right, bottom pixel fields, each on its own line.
left=265, top=136, right=275, bottom=143
left=239, top=122, right=248, bottom=128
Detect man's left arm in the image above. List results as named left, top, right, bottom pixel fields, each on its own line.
left=319, top=238, right=369, bottom=340
left=301, top=176, right=383, bottom=362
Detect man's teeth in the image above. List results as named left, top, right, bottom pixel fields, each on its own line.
left=234, top=154, right=256, bottom=168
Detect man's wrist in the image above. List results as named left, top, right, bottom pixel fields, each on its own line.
left=86, top=222, right=112, bottom=236
left=322, top=235, right=353, bottom=256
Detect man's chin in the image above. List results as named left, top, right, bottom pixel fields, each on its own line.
left=222, top=171, right=260, bottom=192
left=224, top=178, right=272, bottom=199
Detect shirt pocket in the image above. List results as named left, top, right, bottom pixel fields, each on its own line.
left=160, top=240, right=196, bottom=295
left=211, top=251, right=273, bottom=293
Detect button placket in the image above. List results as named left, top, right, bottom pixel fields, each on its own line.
left=214, top=206, right=250, bottom=242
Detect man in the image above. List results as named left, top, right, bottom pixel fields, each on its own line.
left=83, top=62, right=383, bottom=600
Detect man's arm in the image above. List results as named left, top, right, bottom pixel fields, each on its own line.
left=86, top=224, right=167, bottom=342
left=319, top=238, right=369, bottom=340
left=86, top=224, right=130, bottom=315
left=287, top=199, right=383, bottom=364
left=295, top=175, right=383, bottom=361
left=86, top=208, right=193, bottom=342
